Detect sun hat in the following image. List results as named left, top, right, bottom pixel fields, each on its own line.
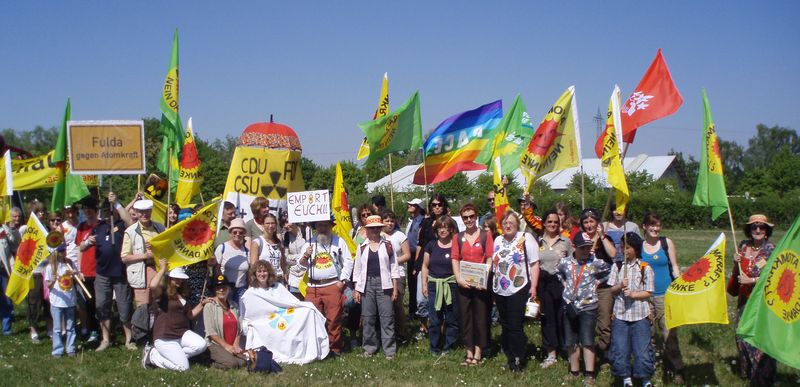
left=745, top=214, right=774, bottom=227
left=229, top=218, right=246, bottom=231
left=363, top=215, right=385, bottom=228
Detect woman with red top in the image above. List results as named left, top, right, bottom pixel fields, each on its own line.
left=142, top=259, right=209, bottom=371
left=730, top=214, right=777, bottom=385
left=203, top=275, right=245, bottom=369
left=451, top=204, right=493, bottom=366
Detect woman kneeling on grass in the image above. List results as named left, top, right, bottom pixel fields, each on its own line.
left=607, top=233, right=655, bottom=387
left=142, top=259, right=209, bottom=371
left=203, top=274, right=246, bottom=369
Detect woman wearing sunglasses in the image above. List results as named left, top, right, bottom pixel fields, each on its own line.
left=414, top=194, right=450, bottom=338
left=730, top=214, right=776, bottom=385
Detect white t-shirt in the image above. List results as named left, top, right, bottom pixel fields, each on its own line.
left=384, top=231, right=407, bottom=277
left=254, top=236, right=283, bottom=277
left=61, top=221, right=79, bottom=266
left=44, top=261, right=78, bottom=308
left=214, top=242, right=250, bottom=288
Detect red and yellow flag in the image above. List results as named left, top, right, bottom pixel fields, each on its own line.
left=150, top=200, right=219, bottom=270
left=175, top=117, right=203, bottom=207
left=332, top=162, right=357, bottom=258
left=5, top=213, right=49, bottom=304
left=492, top=157, right=509, bottom=234
left=519, top=86, right=582, bottom=191
left=599, top=86, right=629, bottom=214
left=665, top=233, right=728, bottom=329
left=357, top=72, right=389, bottom=160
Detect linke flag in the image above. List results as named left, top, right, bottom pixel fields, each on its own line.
left=51, top=98, right=89, bottom=211
left=157, top=29, right=183, bottom=191
left=492, top=157, right=509, bottom=234
left=357, top=73, right=389, bottom=160
left=475, top=95, right=534, bottom=176
left=359, top=91, right=422, bottom=166
left=5, top=213, right=50, bottom=304
left=692, top=90, right=729, bottom=220
left=332, top=162, right=357, bottom=258
left=150, top=200, right=219, bottom=270
left=412, top=100, right=503, bottom=184
left=737, top=214, right=800, bottom=369
left=664, top=232, right=728, bottom=329
left=175, top=117, right=203, bottom=207
left=599, top=86, right=630, bottom=214
left=519, top=86, right=582, bottom=192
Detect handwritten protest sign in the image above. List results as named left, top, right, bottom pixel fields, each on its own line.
left=287, top=190, right=330, bottom=223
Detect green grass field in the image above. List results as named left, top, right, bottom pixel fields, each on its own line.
left=0, top=229, right=798, bottom=386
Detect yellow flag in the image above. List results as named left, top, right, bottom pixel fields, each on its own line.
left=143, top=193, right=168, bottom=226
left=357, top=72, right=389, bottom=160
left=0, top=197, right=10, bottom=224
left=150, top=200, right=219, bottom=270
left=332, top=162, right=357, bottom=258
left=492, top=157, right=509, bottom=234
left=175, top=118, right=203, bottom=207
left=665, top=233, right=729, bottom=329
left=5, top=213, right=49, bottom=304
left=10, top=151, right=97, bottom=191
left=600, top=86, right=630, bottom=214
left=519, top=86, right=582, bottom=191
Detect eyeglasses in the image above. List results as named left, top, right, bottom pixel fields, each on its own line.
left=431, top=202, right=443, bottom=207
left=360, top=213, right=371, bottom=218
left=50, top=218, right=62, bottom=222
left=545, top=220, right=560, bottom=224
left=462, top=214, right=477, bottom=220
left=752, top=224, right=767, bottom=230
left=487, top=198, right=495, bottom=202
left=230, top=230, right=245, bottom=235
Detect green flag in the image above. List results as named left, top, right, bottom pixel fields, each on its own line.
left=692, top=89, right=729, bottom=220
left=736, top=214, right=800, bottom=369
left=358, top=91, right=422, bottom=166
left=475, top=95, right=533, bottom=175
left=157, top=29, right=183, bottom=189
left=51, top=98, right=89, bottom=212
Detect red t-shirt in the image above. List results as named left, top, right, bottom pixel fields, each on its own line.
left=451, top=231, right=493, bottom=264
left=222, top=310, right=238, bottom=345
left=77, top=222, right=97, bottom=278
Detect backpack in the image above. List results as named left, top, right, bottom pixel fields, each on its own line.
left=246, top=346, right=283, bottom=374
left=659, top=236, right=677, bottom=280
left=456, top=230, right=488, bottom=258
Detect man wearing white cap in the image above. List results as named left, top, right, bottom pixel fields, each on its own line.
left=122, top=199, right=166, bottom=307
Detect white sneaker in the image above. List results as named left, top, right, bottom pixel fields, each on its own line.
left=540, top=356, right=557, bottom=369
left=141, top=344, right=152, bottom=369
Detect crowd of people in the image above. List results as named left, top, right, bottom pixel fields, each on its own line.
left=0, top=189, right=781, bottom=386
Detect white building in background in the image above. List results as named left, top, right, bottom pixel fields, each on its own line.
left=366, top=154, right=680, bottom=193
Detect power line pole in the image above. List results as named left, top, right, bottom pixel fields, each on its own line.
left=593, top=107, right=603, bottom=138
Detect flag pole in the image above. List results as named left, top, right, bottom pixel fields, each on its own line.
left=388, top=155, right=395, bottom=211
left=166, top=147, right=173, bottom=228
left=421, top=148, right=430, bottom=203
left=137, top=174, right=142, bottom=194
left=727, top=206, right=746, bottom=278
left=580, top=166, right=586, bottom=209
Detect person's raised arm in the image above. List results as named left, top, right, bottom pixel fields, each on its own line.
left=149, top=258, right=168, bottom=298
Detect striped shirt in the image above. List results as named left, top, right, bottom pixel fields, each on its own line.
left=607, top=260, right=655, bottom=322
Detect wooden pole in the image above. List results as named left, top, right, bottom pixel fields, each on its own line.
left=421, top=149, right=430, bottom=203
left=137, top=174, right=142, bottom=193
left=580, top=166, right=586, bottom=209
left=166, top=152, right=173, bottom=228
left=109, top=179, right=115, bottom=245
left=728, top=206, right=746, bottom=278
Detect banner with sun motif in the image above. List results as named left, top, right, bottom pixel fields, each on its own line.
left=175, top=117, right=203, bottom=207
left=150, top=200, right=219, bottom=270
left=665, top=232, right=728, bottom=329
left=519, top=86, right=582, bottom=192
left=5, top=213, right=50, bottom=304
left=692, top=89, right=729, bottom=220
left=737, top=214, right=800, bottom=369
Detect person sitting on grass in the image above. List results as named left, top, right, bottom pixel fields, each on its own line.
left=607, top=232, right=655, bottom=387
left=44, top=244, right=80, bottom=358
left=203, top=274, right=246, bottom=369
left=141, top=260, right=209, bottom=371
left=556, top=232, right=611, bottom=386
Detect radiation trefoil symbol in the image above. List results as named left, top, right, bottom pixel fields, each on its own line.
left=261, top=171, right=287, bottom=198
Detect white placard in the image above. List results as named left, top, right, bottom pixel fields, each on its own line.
left=287, top=190, right=330, bottom=223
left=459, top=261, right=489, bottom=288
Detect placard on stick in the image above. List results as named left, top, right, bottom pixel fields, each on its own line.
left=287, top=190, right=330, bottom=223
left=67, top=120, right=146, bottom=175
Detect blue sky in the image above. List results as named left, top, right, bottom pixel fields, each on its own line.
left=1, top=1, right=798, bottom=167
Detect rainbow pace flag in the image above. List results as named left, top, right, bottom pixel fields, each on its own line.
left=665, top=232, right=728, bottom=329
left=332, top=162, right=357, bottom=258
left=492, top=157, right=509, bottom=234
left=157, top=29, right=183, bottom=191
left=150, top=200, right=219, bottom=270
left=475, top=95, right=534, bottom=176
left=175, top=117, right=203, bottom=207
left=412, top=100, right=503, bottom=185
left=519, top=86, right=582, bottom=192
left=599, top=86, right=629, bottom=214
left=5, top=213, right=49, bottom=304
left=357, top=72, right=389, bottom=160
left=692, top=89, right=729, bottom=220
left=737, top=214, right=800, bottom=369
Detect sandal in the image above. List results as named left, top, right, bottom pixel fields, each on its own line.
left=469, top=357, right=482, bottom=366
left=460, top=356, right=474, bottom=366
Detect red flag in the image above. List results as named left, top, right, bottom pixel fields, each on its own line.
left=594, top=49, right=682, bottom=156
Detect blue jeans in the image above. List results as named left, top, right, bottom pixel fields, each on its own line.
left=51, top=306, right=76, bottom=356
left=0, top=275, right=14, bottom=335
left=416, top=272, right=429, bottom=318
left=427, top=281, right=459, bottom=353
left=610, top=318, right=655, bottom=379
